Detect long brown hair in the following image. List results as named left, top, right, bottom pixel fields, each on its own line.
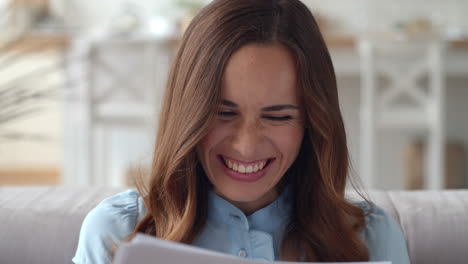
left=129, top=0, right=370, bottom=261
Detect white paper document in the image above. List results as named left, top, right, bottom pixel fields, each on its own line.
left=113, top=233, right=391, bottom=264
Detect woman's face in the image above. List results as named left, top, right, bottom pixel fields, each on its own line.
left=197, top=43, right=304, bottom=214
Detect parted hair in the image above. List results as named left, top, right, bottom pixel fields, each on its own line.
left=127, top=0, right=370, bottom=261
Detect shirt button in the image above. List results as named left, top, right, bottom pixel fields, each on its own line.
left=237, top=249, right=247, bottom=258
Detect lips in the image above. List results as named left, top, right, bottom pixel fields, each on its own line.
left=219, top=155, right=274, bottom=175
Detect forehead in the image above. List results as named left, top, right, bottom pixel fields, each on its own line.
left=221, top=43, right=298, bottom=105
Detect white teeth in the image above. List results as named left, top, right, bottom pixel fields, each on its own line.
left=223, top=156, right=269, bottom=174
left=253, top=164, right=259, bottom=172
left=238, top=165, right=246, bottom=173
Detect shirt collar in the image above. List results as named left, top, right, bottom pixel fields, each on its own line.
left=207, top=185, right=293, bottom=233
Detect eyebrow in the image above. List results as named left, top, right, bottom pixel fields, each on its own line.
left=221, top=99, right=299, bottom=111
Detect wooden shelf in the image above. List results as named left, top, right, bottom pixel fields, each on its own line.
left=0, top=33, right=70, bottom=53
left=0, top=168, right=61, bottom=185
left=324, top=33, right=468, bottom=50
left=451, top=39, right=468, bottom=49
left=324, top=34, right=356, bottom=48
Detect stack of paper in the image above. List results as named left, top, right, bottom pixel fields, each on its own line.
left=114, top=234, right=391, bottom=264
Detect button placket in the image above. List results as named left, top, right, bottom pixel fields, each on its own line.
left=248, top=230, right=274, bottom=261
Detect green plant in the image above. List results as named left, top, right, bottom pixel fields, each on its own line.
left=0, top=3, right=61, bottom=142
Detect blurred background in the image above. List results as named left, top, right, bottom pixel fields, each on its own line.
left=0, top=0, right=467, bottom=190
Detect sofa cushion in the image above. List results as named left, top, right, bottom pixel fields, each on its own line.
left=386, top=190, right=468, bottom=264
left=0, top=187, right=467, bottom=264
left=0, top=186, right=124, bottom=264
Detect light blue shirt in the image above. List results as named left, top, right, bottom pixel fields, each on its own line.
left=72, top=188, right=410, bottom=263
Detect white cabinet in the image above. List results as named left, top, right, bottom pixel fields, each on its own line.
left=63, top=34, right=176, bottom=186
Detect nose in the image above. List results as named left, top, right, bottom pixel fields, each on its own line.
left=230, top=118, right=264, bottom=158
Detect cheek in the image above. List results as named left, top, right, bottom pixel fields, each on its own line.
left=197, top=123, right=230, bottom=160
left=269, top=125, right=304, bottom=159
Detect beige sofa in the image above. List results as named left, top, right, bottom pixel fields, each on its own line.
left=0, top=186, right=467, bottom=264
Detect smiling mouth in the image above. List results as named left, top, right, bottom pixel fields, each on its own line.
left=218, top=155, right=274, bottom=174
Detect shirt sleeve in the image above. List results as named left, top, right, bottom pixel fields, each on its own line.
left=362, top=203, right=411, bottom=264
left=72, top=190, right=141, bottom=264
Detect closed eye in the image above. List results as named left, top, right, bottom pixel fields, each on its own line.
left=263, top=115, right=293, bottom=121
left=218, top=111, right=237, bottom=117
left=218, top=112, right=293, bottom=121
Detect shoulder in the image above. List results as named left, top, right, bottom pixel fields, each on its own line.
left=72, top=189, right=145, bottom=264
left=354, top=201, right=410, bottom=264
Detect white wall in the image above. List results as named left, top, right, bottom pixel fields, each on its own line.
left=49, top=0, right=209, bottom=29
left=50, top=0, right=468, bottom=33
left=304, top=0, right=468, bottom=33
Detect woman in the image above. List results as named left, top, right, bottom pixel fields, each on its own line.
left=73, top=0, right=410, bottom=263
